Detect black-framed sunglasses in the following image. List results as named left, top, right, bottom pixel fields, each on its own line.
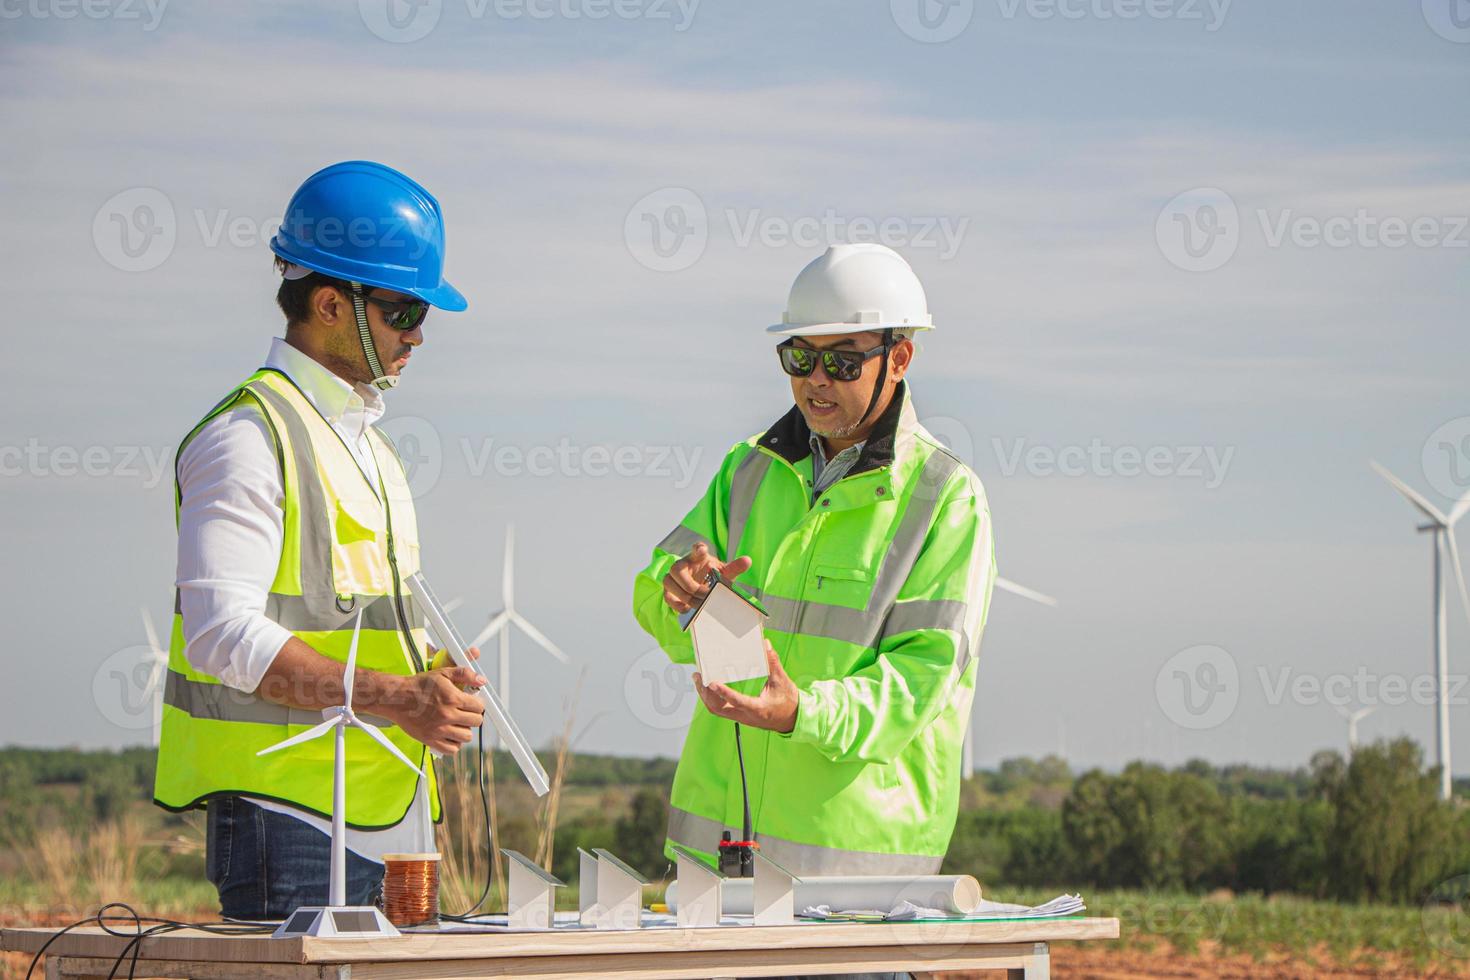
left=777, top=339, right=888, bottom=382
left=344, top=283, right=429, bottom=332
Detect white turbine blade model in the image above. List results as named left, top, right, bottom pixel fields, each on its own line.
left=356, top=719, right=426, bottom=777
left=141, top=607, right=163, bottom=654
left=964, top=577, right=1057, bottom=779
left=1370, top=460, right=1448, bottom=524
left=994, top=577, right=1058, bottom=607
left=510, top=610, right=570, bottom=663
left=256, top=717, right=339, bottom=757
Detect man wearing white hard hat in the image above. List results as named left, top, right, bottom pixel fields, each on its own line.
left=634, top=244, right=996, bottom=961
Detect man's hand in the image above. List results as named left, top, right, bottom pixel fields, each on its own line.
left=693, top=640, right=798, bottom=734
left=663, top=542, right=753, bottom=613
left=378, top=666, right=487, bottom=756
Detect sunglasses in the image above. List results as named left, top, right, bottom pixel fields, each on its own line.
left=777, top=339, right=889, bottom=382
left=342, top=283, right=429, bottom=332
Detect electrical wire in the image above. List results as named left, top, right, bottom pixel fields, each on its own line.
left=25, top=903, right=273, bottom=980
left=438, top=722, right=496, bottom=922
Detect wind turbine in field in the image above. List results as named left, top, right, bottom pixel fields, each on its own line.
left=1370, top=461, right=1470, bottom=801
left=471, top=524, right=568, bottom=722
left=961, top=577, right=1058, bottom=779
left=1334, top=703, right=1378, bottom=753
left=139, top=608, right=169, bottom=746
left=256, top=610, right=424, bottom=938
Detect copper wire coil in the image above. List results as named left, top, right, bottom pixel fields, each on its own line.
left=382, top=852, right=441, bottom=927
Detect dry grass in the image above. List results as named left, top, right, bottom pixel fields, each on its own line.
left=15, top=815, right=151, bottom=908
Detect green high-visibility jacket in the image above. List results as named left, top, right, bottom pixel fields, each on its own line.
left=634, top=382, right=995, bottom=875
left=154, top=369, right=440, bottom=828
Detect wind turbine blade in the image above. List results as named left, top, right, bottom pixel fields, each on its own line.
left=471, top=610, right=510, bottom=651
left=1369, top=461, right=1447, bottom=525
left=1444, top=529, right=1470, bottom=634
left=355, top=719, right=426, bottom=778
left=444, top=597, right=464, bottom=614
left=140, top=608, right=163, bottom=653
left=256, top=717, right=337, bottom=756
left=343, top=609, right=363, bottom=707
left=503, top=524, right=516, bottom=609
left=994, top=577, right=1058, bottom=607
left=1450, top=493, right=1470, bottom=527
left=509, top=611, right=569, bottom=663
left=1355, top=706, right=1378, bottom=722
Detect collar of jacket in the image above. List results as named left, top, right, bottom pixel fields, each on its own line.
left=756, top=381, right=920, bottom=495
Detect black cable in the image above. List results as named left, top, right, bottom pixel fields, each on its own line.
left=734, top=723, right=752, bottom=842
left=26, top=903, right=272, bottom=980
left=439, top=722, right=495, bottom=922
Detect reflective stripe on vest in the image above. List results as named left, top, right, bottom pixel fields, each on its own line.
left=154, top=369, right=437, bottom=828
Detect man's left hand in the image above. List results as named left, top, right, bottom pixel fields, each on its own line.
left=693, top=640, right=798, bottom=734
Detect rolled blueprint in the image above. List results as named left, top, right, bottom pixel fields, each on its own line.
left=668, top=874, right=982, bottom=916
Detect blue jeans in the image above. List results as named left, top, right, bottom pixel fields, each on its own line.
left=206, top=796, right=384, bottom=920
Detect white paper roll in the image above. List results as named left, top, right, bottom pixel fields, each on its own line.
left=667, top=874, right=982, bottom=916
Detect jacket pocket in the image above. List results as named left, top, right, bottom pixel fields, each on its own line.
left=810, top=561, right=874, bottom=609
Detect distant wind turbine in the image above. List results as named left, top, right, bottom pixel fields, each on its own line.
left=471, top=525, right=568, bottom=725
left=1370, top=460, right=1470, bottom=800
left=1333, top=703, right=1377, bottom=753
left=139, top=608, right=168, bottom=747
left=961, top=577, right=1058, bottom=779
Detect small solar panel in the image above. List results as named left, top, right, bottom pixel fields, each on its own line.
left=331, top=910, right=378, bottom=932
left=283, top=910, right=319, bottom=933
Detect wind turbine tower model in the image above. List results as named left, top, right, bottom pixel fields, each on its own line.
left=255, top=610, right=425, bottom=938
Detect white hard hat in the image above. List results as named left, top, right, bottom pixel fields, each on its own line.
left=768, top=243, right=935, bottom=337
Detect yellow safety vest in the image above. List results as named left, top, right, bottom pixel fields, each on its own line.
left=154, top=369, right=440, bottom=828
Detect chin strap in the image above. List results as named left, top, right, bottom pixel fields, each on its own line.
left=350, top=281, right=398, bottom=391
left=855, top=328, right=894, bottom=428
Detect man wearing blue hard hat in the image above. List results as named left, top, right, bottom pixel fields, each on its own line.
left=153, top=161, right=485, bottom=919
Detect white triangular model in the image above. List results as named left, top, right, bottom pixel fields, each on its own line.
left=680, top=578, right=768, bottom=686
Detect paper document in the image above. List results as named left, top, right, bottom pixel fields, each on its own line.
left=801, top=893, right=1086, bottom=922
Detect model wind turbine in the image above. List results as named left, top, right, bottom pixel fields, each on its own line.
left=1334, top=703, right=1377, bottom=753
left=255, top=610, right=424, bottom=938
left=1370, top=461, right=1470, bottom=800
left=960, top=577, right=1058, bottom=779
left=471, top=524, right=568, bottom=715
left=139, top=607, right=169, bottom=747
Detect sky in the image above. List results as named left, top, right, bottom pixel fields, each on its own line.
left=2, top=0, right=1468, bottom=778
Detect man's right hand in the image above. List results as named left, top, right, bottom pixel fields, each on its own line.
left=662, top=542, right=753, bottom=614
left=379, top=667, right=487, bottom=756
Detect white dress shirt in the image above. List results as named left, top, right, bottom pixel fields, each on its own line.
left=176, top=338, right=433, bottom=861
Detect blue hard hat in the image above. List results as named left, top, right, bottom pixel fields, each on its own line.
left=270, top=161, right=467, bottom=312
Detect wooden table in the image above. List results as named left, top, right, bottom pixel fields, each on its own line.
left=4, top=917, right=1119, bottom=980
